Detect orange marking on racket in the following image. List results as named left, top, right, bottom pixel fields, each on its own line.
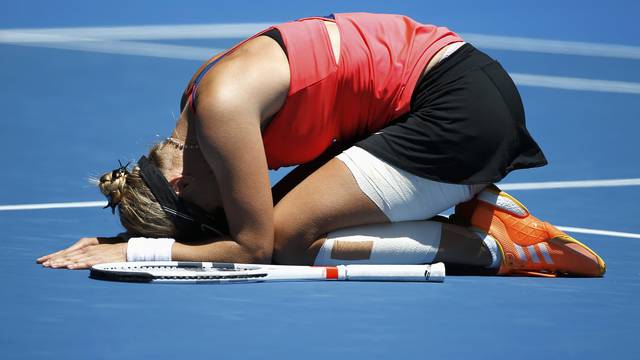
left=325, top=267, right=339, bottom=279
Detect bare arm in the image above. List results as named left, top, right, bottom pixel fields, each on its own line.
left=176, top=36, right=290, bottom=263
left=179, top=51, right=226, bottom=111
left=37, top=36, right=289, bottom=269
left=171, top=239, right=257, bottom=262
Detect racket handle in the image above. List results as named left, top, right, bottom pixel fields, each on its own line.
left=338, top=263, right=445, bottom=282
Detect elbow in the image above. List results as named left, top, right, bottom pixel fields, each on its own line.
left=247, top=246, right=272, bottom=264
left=240, top=231, right=273, bottom=264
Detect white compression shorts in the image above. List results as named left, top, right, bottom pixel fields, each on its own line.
left=336, top=146, right=485, bottom=222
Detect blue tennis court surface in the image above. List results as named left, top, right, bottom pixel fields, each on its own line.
left=1, top=1, right=639, bottom=359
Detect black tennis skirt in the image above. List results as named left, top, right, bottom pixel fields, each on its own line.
left=357, top=43, right=548, bottom=185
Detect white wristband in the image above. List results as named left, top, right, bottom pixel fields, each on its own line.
left=127, top=237, right=175, bottom=262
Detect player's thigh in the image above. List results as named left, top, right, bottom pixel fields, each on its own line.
left=273, top=158, right=389, bottom=264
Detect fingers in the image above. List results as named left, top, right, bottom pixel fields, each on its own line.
left=41, top=243, right=126, bottom=270
left=50, top=259, right=92, bottom=270
left=70, top=237, right=100, bottom=250
left=37, top=249, right=66, bottom=263
left=38, top=249, right=74, bottom=264
left=52, top=258, right=92, bottom=269
left=44, top=247, right=90, bottom=268
left=47, top=256, right=92, bottom=269
left=37, top=237, right=100, bottom=264
left=37, top=248, right=72, bottom=264
left=37, top=245, right=80, bottom=263
left=67, top=262, right=91, bottom=270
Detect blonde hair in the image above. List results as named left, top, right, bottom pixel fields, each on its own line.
left=97, top=142, right=178, bottom=237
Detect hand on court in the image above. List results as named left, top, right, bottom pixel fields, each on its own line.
left=37, top=236, right=126, bottom=269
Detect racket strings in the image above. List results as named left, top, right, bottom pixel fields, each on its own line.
left=100, top=264, right=269, bottom=280
left=154, top=273, right=268, bottom=280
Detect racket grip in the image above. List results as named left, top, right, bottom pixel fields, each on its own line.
left=338, top=263, right=445, bottom=282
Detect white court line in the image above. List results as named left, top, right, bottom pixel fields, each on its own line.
left=5, top=38, right=640, bottom=95
left=3, top=25, right=640, bottom=95
left=1, top=201, right=638, bottom=240
left=1, top=177, right=638, bottom=211
left=0, top=23, right=274, bottom=42
left=0, top=201, right=107, bottom=211
left=21, top=40, right=222, bottom=61
left=460, top=33, right=640, bottom=60
left=500, top=178, right=640, bottom=190
left=556, top=226, right=640, bottom=240
left=1, top=202, right=639, bottom=241
left=510, top=73, right=640, bottom=95
left=1, top=179, right=639, bottom=240
left=2, top=23, right=640, bottom=60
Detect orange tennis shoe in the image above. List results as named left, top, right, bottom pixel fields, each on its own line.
left=453, top=185, right=606, bottom=277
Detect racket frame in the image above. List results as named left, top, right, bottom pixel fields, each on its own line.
left=89, top=261, right=445, bottom=284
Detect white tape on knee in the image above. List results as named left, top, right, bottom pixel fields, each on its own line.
left=127, top=237, right=175, bottom=262
left=314, top=221, right=442, bottom=266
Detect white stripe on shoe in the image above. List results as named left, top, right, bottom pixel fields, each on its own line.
left=527, top=245, right=541, bottom=263
left=538, top=243, right=554, bottom=264
left=514, top=245, right=527, bottom=262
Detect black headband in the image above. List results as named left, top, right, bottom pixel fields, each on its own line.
left=136, top=156, right=228, bottom=238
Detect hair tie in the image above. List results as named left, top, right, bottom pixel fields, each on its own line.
left=103, top=160, right=130, bottom=214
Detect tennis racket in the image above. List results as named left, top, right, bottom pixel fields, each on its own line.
left=90, top=261, right=445, bottom=284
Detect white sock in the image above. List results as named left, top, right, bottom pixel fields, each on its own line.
left=474, top=231, right=502, bottom=268
left=314, top=221, right=441, bottom=266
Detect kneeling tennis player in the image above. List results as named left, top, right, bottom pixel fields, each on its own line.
left=38, top=13, right=605, bottom=277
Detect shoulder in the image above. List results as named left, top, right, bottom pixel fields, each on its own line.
left=194, top=35, right=290, bottom=122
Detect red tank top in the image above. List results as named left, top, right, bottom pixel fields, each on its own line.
left=190, top=13, right=462, bottom=169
